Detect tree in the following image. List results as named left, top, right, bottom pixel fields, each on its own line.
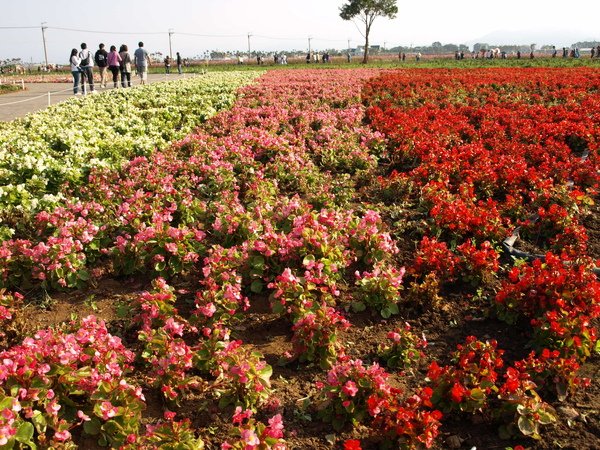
left=340, top=0, right=398, bottom=64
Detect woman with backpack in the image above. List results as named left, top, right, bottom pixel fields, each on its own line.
left=119, top=44, right=132, bottom=88
left=107, top=45, right=122, bottom=88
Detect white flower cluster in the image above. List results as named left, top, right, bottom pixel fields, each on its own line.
left=0, top=72, right=259, bottom=227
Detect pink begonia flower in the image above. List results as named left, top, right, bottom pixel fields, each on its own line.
left=77, top=410, right=91, bottom=421
left=45, top=401, right=61, bottom=416
left=164, top=318, right=185, bottom=336
left=198, top=302, right=216, bottom=317
left=241, top=428, right=260, bottom=446
left=54, top=430, right=71, bottom=441
left=99, top=401, right=118, bottom=420
left=164, top=242, right=178, bottom=254
left=279, top=268, right=298, bottom=283
left=11, top=399, right=21, bottom=412
left=232, top=406, right=253, bottom=424
left=388, top=331, right=401, bottom=342
left=342, top=380, right=359, bottom=397
left=267, top=414, right=284, bottom=438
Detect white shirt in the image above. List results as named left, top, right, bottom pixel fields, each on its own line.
left=70, top=55, right=81, bottom=72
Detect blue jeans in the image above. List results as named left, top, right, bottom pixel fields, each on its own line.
left=72, top=70, right=81, bottom=94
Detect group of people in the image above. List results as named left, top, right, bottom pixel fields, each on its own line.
left=305, top=52, right=331, bottom=63
left=163, top=52, right=183, bottom=74
left=69, top=42, right=150, bottom=95
left=562, top=46, right=600, bottom=59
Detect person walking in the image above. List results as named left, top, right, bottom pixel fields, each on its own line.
left=119, top=44, right=132, bottom=88
left=164, top=56, right=171, bottom=74
left=69, top=48, right=82, bottom=95
left=78, top=43, right=94, bottom=94
left=107, top=45, right=122, bottom=88
left=176, top=52, right=182, bottom=74
left=94, top=43, right=109, bottom=88
left=134, top=41, right=150, bottom=85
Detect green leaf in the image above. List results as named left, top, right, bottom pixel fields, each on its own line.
left=537, top=409, right=556, bottom=425
left=98, top=434, right=109, bottom=447
left=250, top=280, right=263, bottom=294
left=78, top=269, right=90, bottom=281
left=381, top=307, right=392, bottom=319
left=332, top=416, right=345, bottom=431
left=31, top=410, right=47, bottom=434
left=15, top=422, right=34, bottom=444
left=84, top=417, right=102, bottom=436
left=302, top=254, right=315, bottom=266
left=351, top=301, right=366, bottom=312
left=470, top=388, right=485, bottom=401
left=259, top=364, right=273, bottom=382
left=66, top=272, right=78, bottom=287
left=0, top=397, right=13, bottom=410
left=250, top=255, right=265, bottom=269
left=517, top=416, right=536, bottom=436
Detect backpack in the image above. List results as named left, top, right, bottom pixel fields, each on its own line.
left=80, top=51, right=90, bottom=66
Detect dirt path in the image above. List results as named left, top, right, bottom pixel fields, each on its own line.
left=0, top=73, right=188, bottom=122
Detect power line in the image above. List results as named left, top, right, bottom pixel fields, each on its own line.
left=48, top=26, right=166, bottom=35
left=253, top=35, right=348, bottom=43
left=177, top=32, right=244, bottom=38
left=253, top=35, right=302, bottom=41
left=0, top=26, right=40, bottom=29
left=1, top=25, right=358, bottom=43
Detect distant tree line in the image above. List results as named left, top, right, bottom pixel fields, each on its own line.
left=389, top=42, right=470, bottom=54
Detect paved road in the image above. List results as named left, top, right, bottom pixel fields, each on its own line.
left=0, top=73, right=184, bottom=122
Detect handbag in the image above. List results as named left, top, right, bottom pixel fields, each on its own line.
left=80, top=52, right=90, bottom=66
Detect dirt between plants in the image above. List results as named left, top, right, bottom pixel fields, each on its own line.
left=12, top=192, right=600, bottom=450
left=14, top=268, right=599, bottom=450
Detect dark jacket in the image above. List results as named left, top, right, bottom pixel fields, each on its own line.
left=95, top=49, right=109, bottom=67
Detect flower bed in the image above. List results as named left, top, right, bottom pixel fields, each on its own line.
left=0, top=68, right=599, bottom=449
left=0, top=72, right=259, bottom=237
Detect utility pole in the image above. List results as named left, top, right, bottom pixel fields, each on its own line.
left=247, top=32, right=252, bottom=59
left=308, top=36, right=312, bottom=54
left=168, top=29, right=174, bottom=59
left=41, top=22, right=49, bottom=70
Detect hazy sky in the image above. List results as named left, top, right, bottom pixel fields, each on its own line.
left=1, top=0, right=599, bottom=63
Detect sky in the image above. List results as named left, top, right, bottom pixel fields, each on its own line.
left=1, top=0, right=599, bottom=64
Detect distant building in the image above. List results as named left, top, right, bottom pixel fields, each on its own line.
left=355, top=45, right=382, bottom=54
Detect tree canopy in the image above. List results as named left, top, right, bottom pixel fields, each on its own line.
left=340, top=0, right=398, bottom=63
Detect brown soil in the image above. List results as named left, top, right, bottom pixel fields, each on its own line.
left=9, top=264, right=600, bottom=450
